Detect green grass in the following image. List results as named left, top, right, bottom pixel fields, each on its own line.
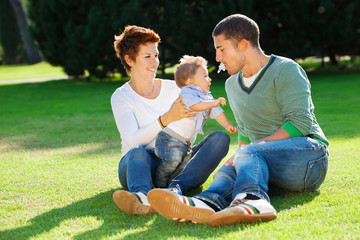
left=0, top=71, right=360, bottom=239
left=298, top=56, right=360, bottom=74
left=0, top=62, right=66, bottom=80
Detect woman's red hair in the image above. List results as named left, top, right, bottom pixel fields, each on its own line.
left=114, top=25, right=160, bottom=75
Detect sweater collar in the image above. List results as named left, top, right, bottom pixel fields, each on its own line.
left=237, top=54, right=276, bottom=94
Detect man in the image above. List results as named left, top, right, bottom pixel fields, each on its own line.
left=147, top=14, right=329, bottom=226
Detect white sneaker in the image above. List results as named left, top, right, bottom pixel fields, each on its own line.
left=112, top=190, right=156, bottom=215
left=209, top=193, right=277, bottom=227
left=147, top=188, right=215, bottom=223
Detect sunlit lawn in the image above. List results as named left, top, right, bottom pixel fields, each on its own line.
left=0, top=69, right=359, bottom=239
left=0, top=62, right=66, bottom=80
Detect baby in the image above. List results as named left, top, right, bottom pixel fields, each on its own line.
left=154, top=55, right=237, bottom=188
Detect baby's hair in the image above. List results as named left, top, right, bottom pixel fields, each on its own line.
left=174, top=55, right=208, bottom=88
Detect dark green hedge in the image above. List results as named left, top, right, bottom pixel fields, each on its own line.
left=0, top=0, right=27, bottom=64
left=28, top=0, right=360, bottom=78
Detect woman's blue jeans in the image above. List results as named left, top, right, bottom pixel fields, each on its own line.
left=118, top=131, right=230, bottom=195
left=195, top=137, right=328, bottom=210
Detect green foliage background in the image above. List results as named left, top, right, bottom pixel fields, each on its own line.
left=27, top=0, right=360, bottom=78
left=0, top=0, right=27, bottom=64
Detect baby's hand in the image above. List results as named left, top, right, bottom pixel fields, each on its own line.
left=226, top=124, right=237, bottom=134
left=214, top=97, right=226, bottom=107
left=218, top=97, right=226, bottom=106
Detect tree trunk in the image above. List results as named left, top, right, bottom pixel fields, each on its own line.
left=0, top=0, right=24, bottom=64
left=328, top=53, right=338, bottom=65
left=326, top=47, right=338, bottom=66
left=9, top=0, right=42, bottom=64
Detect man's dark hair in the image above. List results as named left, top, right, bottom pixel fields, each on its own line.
left=212, top=14, right=260, bottom=48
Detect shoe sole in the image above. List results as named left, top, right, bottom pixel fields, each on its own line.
left=209, top=211, right=277, bottom=227
left=112, top=190, right=156, bottom=215
left=148, top=189, right=213, bottom=223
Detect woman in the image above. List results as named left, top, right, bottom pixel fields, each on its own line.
left=111, top=25, right=230, bottom=215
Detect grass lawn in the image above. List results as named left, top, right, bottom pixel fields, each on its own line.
left=0, top=71, right=359, bottom=239
left=0, top=62, right=66, bottom=80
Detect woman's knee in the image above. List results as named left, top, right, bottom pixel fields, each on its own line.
left=122, top=146, right=150, bottom=167
left=208, top=131, right=230, bottom=148
left=127, top=146, right=148, bottom=158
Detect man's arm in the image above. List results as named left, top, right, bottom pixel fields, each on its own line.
left=255, top=127, right=291, bottom=143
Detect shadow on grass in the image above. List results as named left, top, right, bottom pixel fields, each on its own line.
left=0, top=189, right=152, bottom=239
left=1, top=76, right=360, bottom=153
left=0, top=77, right=353, bottom=151
left=0, top=188, right=320, bottom=239
left=270, top=190, right=320, bottom=212
left=0, top=80, right=122, bottom=152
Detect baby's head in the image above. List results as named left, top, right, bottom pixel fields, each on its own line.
left=175, top=55, right=211, bottom=92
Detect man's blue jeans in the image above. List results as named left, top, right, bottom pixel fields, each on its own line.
left=118, top=131, right=230, bottom=195
left=195, top=137, right=328, bottom=210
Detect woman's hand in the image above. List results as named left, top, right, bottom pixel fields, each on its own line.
left=160, top=96, right=196, bottom=126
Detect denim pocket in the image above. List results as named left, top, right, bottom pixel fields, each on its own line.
left=304, top=154, right=328, bottom=191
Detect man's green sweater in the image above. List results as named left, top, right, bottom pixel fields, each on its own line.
left=225, top=54, right=329, bottom=146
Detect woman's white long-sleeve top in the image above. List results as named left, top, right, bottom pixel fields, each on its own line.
left=111, top=79, right=180, bottom=156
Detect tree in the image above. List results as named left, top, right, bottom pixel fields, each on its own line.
left=27, top=0, right=360, bottom=78
left=0, top=0, right=25, bottom=64
left=256, top=0, right=360, bottom=65
left=9, top=0, right=42, bottom=64
left=28, top=0, right=125, bottom=77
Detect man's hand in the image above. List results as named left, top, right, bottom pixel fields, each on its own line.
left=224, top=155, right=235, bottom=167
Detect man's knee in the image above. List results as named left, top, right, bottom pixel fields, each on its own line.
left=213, top=166, right=236, bottom=181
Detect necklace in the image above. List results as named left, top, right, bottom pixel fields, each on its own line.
left=129, top=80, right=156, bottom=96
left=242, top=55, right=267, bottom=78
left=259, top=55, right=266, bottom=71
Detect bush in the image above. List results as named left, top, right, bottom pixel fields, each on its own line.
left=28, top=0, right=125, bottom=77
left=27, top=0, right=360, bottom=78
left=0, top=0, right=27, bottom=64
